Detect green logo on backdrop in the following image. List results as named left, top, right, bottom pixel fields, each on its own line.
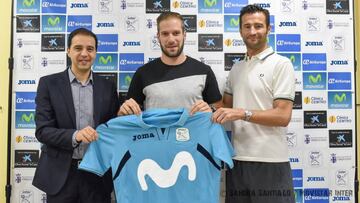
left=204, top=0, right=217, bottom=7
left=309, top=74, right=322, bottom=84
left=334, top=93, right=346, bottom=103
left=230, top=18, right=239, bottom=27
left=23, top=0, right=35, bottom=7
left=48, top=17, right=60, bottom=26
left=125, top=75, right=132, bottom=86
left=21, top=113, right=34, bottom=122
left=99, top=55, right=112, bottom=65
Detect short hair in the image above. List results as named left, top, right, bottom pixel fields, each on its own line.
left=156, top=12, right=185, bottom=33
left=67, top=28, right=98, bottom=50
left=239, top=4, right=270, bottom=28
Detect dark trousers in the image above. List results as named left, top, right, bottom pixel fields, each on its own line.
left=47, top=160, right=112, bottom=203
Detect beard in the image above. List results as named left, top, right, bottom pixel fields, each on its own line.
left=160, top=41, right=185, bottom=58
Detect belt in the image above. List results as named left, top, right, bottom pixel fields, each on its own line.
left=71, top=159, right=82, bottom=168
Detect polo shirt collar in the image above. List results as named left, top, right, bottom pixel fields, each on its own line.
left=246, top=47, right=275, bottom=61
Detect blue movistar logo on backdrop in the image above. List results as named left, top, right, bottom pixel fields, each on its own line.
left=303, top=72, right=327, bottom=90
left=224, top=15, right=239, bottom=32
left=67, top=15, right=92, bottom=32
left=279, top=53, right=301, bottom=71
left=328, top=72, right=351, bottom=90
left=97, top=34, right=118, bottom=52
left=17, top=0, right=40, bottom=13
left=119, top=53, right=144, bottom=71
left=93, top=53, right=118, bottom=71
left=292, top=169, right=303, bottom=188
left=198, top=0, right=222, bottom=13
left=328, top=92, right=351, bottom=109
left=304, top=188, right=330, bottom=203
left=15, top=111, right=36, bottom=129
left=16, top=92, right=36, bottom=109
left=276, top=34, right=301, bottom=52
left=224, top=0, right=247, bottom=13
left=119, top=73, right=134, bottom=91
left=302, top=53, right=327, bottom=71
left=41, top=0, right=66, bottom=13
left=42, top=15, right=66, bottom=32
left=267, top=34, right=275, bottom=51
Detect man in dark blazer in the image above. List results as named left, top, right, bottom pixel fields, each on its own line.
left=32, top=28, right=119, bottom=203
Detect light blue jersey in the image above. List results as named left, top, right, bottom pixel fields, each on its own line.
left=79, top=108, right=234, bottom=203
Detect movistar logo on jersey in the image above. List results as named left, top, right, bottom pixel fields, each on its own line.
left=328, top=92, right=351, bottom=109
left=224, top=0, right=247, bottom=13
left=93, top=53, right=118, bottom=71
left=137, top=151, right=196, bottom=190
left=302, top=53, right=326, bottom=71
left=198, top=0, right=222, bottom=13
left=119, top=53, right=144, bottom=71
left=16, top=111, right=36, bottom=129
left=224, top=15, right=239, bottom=32
left=42, top=15, right=65, bottom=32
left=279, top=53, right=301, bottom=71
left=67, top=15, right=92, bottom=32
left=328, top=72, right=351, bottom=90
left=276, top=34, right=301, bottom=52
left=303, top=72, right=326, bottom=90
left=41, top=0, right=66, bottom=14
left=17, top=0, right=40, bottom=13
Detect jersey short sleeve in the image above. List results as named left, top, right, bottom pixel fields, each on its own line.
left=273, top=59, right=295, bottom=101
left=210, top=123, right=234, bottom=168
left=203, top=68, right=222, bottom=104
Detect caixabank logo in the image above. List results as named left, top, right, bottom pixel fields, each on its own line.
left=198, top=0, right=222, bottom=13
left=303, top=72, right=326, bottom=90
left=94, top=72, right=117, bottom=87
left=42, top=15, right=66, bottom=32
left=293, top=91, right=302, bottom=110
left=146, top=0, right=170, bottom=13
left=14, top=150, right=39, bottom=168
left=93, top=53, right=118, bottom=71
left=119, top=73, right=134, bottom=91
left=15, top=111, right=35, bottom=129
left=182, top=15, right=197, bottom=32
left=17, top=0, right=40, bottom=14
left=328, top=72, right=351, bottom=90
left=198, top=34, right=223, bottom=52
left=304, top=188, right=330, bottom=203
left=304, top=111, right=327, bottom=128
left=41, top=34, right=65, bottom=51
left=276, top=34, right=301, bottom=52
left=302, top=53, right=326, bottom=71
left=41, top=0, right=66, bottom=13
left=224, top=53, right=245, bottom=71
left=67, top=15, right=92, bottom=32
left=16, top=15, right=40, bottom=32
left=279, top=53, right=301, bottom=71
left=329, top=129, right=352, bottom=148
left=224, top=0, right=247, bottom=13
left=119, top=53, right=144, bottom=71
left=328, top=91, right=351, bottom=109
left=326, top=0, right=349, bottom=14
left=97, top=34, right=118, bottom=52
left=15, top=92, right=36, bottom=109
left=224, top=15, right=239, bottom=32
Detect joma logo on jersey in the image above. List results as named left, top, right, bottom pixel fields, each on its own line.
left=133, top=133, right=155, bottom=141
left=70, top=3, right=88, bottom=8
left=279, top=21, right=296, bottom=27
left=330, top=60, right=348, bottom=65
left=123, top=41, right=141, bottom=46
left=97, top=23, right=114, bottom=27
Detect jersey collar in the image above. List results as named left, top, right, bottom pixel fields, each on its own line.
left=137, top=108, right=189, bottom=129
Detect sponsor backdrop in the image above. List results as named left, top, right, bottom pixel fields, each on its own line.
left=11, top=0, right=355, bottom=202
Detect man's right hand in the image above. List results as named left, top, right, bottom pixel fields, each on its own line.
left=75, top=126, right=98, bottom=144
left=117, top=98, right=142, bottom=116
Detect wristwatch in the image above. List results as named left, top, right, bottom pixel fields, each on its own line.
left=244, top=110, right=253, bottom=121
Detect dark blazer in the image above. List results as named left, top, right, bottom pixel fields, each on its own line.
left=32, top=69, right=119, bottom=195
